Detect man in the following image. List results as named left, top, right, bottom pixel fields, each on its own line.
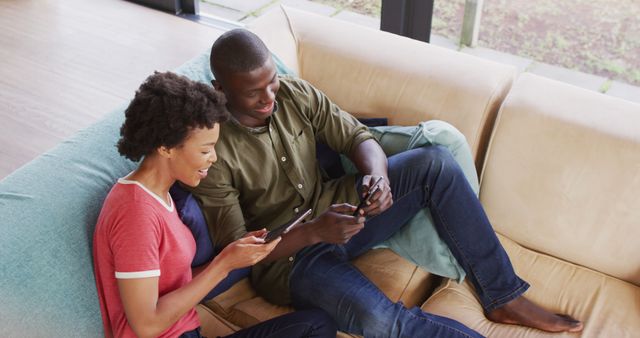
left=192, top=28, right=583, bottom=337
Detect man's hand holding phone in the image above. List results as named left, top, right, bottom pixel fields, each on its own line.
left=355, top=175, right=393, bottom=217
left=308, top=204, right=366, bottom=244
left=352, top=177, right=382, bottom=216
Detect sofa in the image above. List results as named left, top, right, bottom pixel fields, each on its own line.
left=1, top=4, right=638, bottom=337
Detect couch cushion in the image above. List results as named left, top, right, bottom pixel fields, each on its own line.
left=421, top=234, right=640, bottom=337
left=351, top=248, right=439, bottom=308
left=479, top=73, right=640, bottom=286
left=196, top=304, right=238, bottom=337
left=203, top=248, right=436, bottom=336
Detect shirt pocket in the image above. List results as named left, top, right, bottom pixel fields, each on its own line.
left=291, top=125, right=314, bottom=147
left=290, top=125, right=317, bottom=166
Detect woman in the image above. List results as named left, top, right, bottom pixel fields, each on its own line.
left=92, top=72, right=336, bottom=338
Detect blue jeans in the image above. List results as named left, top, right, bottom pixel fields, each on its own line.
left=289, top=146, right=529, bottom=337
left=180, top=309, right=337, bottom=338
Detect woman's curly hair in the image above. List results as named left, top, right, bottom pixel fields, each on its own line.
left=117, top=71, right=229, bottom=161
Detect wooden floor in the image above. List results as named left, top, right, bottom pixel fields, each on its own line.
left=0, top=0, right=225, bottom=179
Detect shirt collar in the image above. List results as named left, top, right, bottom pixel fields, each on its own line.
left=229, top=101, right=279, bottom=134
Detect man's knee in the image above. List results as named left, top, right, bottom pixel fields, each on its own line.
left=418, top=145, right=456, bottom=165
left=393, top=146, right=462, bottom=179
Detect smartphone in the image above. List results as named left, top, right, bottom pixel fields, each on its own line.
left=263, top=208, right=312, bottom=243
left=352, top=177, right=383, bottom=217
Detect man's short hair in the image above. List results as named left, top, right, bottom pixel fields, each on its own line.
left=210, top=29, right=271, bottom=83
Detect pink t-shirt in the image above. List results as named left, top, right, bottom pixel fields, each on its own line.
left=93, top=179, right=200, bottom=338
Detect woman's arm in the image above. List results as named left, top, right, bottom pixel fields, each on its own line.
left=118, top=234, right=280, bottom=338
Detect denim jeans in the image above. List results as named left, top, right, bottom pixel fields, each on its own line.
left=179, top=309, right=337, bottom=338
left=289, top=146, right=529, bottom=337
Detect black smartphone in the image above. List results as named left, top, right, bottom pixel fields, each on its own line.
left=352, top=177, right=383, bottom=217
left=263, top=208, right=312, bottom=243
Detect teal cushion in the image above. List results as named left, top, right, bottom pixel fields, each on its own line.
left=0, top=50, right=292, bottom=336
left=0, top=107, right=136, bottom=336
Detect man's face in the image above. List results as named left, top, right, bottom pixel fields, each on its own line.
left=215, top=57, right=280, bottom=127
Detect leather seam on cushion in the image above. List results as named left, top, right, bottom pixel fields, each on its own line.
left=425, top=278, right=454, bottom=303
left=398, top=266, right=418, bottom=301
left=473, top=71, right=514, bottom=174
left=280, top=5, right=300, bottom=77
left=196, top=304, right=238, bottom=331
left=229, top=308, right=261, bottom=328
left=478, top=87, right=511, bottom=189
left=203, top=298, right=232, bottom=318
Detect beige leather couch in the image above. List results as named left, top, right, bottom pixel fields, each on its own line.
left=196, top=6, right=640, bottom=337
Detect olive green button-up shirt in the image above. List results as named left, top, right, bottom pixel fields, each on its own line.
left=191, top=76, right=374, bottom=305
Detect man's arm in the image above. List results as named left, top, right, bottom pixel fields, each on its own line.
left=261, top=140, right=392, bottom=262
left=349, top=139, right=394, bottom=216
left=189, top=161, right=355, bottom=263
left=268, top=79, right=391, bottom=254
left=260, top=204, right=366, bottom=263
left=293, top=78, right=393, bottom=216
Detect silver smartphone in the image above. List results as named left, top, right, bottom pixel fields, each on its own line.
left=263, top=208, right=312, bottom=243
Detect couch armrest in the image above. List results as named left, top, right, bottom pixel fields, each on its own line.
left=247, top=5, right=300, bottom=75
left=480, top=73, right=640, bottom=286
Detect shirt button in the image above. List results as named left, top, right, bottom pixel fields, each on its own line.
left=297, top=184, right=303, bottom=189
left=281, top=156, right=287, bottom=162
left=294, top=207, right=299, bottom=213
left=288, top=256, right=294, bottom=262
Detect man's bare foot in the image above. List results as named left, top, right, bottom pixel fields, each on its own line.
left=486, top=296, right=584, bottom=333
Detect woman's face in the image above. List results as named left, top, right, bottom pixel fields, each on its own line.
left=168, top=123, right=220, bottom=187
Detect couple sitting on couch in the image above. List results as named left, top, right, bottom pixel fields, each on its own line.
left=92, top=29, right=584, bottom=337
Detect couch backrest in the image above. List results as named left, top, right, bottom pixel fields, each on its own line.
left=480, top=73, right=640, bottom=286
left=248, top=5, right=517, bottom=171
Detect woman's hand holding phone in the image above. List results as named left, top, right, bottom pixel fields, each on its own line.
left=214, top=231, right=280, bottom=272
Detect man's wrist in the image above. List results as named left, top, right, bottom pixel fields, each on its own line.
left=367, top=173, right=389, bottom=183
left=299, top=220, right=322, bottom=246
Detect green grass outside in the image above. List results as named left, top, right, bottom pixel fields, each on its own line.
left=312, top=0, right=640, bottom=86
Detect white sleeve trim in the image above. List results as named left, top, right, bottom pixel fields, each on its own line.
left=115, top=270, right=161, bottom=279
